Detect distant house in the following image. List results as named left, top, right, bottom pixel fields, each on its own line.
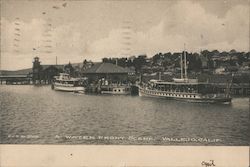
left=214, top=65, right=238, bottom=74
left=128, top=56, right=136, bottom=62
left=145, top=58, right=153, bottom=66
left=214, top=67, right=226, bottom=74
left=200, top=54, right=208, bottom=68
left=242, top=61, right=250, bottom=67
left=82, top=62, right=135, bottom=83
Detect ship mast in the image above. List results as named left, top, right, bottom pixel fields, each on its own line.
left=180, top=52, right=183, bottom=79
left=184, top=43, right=188, bottom=80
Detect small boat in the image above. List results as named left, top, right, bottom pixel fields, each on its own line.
left=138, top=46, right=232, bottom=104
left=101, top=84, right=131, bottom=95
left=97, top=78, right=131, bottom=95
left=51, top=73, right=85, bottom=92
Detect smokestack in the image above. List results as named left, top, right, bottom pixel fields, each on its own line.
left=56, top=56, right=57, bottom=65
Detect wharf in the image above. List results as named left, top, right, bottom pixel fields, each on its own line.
left=0, top=75, right=32, bottom=85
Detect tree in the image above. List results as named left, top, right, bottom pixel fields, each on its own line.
left=102, top=58, right=109, bottom=63
left=152, top=53, right=162, bottom=65
left=83, top=59, right=88, bottom=65
left=133, top=55, right=147, bottom=72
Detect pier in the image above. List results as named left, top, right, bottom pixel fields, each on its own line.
left=0, top=75, right=32, bottom=85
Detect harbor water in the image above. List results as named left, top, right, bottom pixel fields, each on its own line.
left=0, top=85, right=249, bottom=145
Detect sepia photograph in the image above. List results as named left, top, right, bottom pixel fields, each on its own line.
left=0, top=0, right=249, bottom=166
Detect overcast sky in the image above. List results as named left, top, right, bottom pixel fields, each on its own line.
left=1, top=0, right=249, bottom=70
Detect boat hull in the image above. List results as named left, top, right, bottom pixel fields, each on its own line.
left=101, top=90, right=130, bottom=95
left=138, top=87, right=231, bottom=104
left=54, top=85, right=85, bottom=92
left=100, top=86, right=131, bottom=95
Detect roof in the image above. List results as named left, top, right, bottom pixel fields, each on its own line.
left=0, top=74, right=31, bottom=78
left=82, top=63, right=134, bottom=74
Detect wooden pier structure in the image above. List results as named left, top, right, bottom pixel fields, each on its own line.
left=0, top=74, right=32, bottom=85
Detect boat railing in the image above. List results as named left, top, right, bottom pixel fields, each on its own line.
left=201, top=93, right=230, bottom=98
left=143, top=88, right=200, bottom=95
left=101, top=84, right=131, bottom=88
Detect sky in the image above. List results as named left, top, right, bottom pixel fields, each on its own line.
left=1, top=0, right=249, bottom=70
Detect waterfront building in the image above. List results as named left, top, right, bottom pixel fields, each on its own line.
left=82, top=62, right=135, bottom=84
left=32, top=57, right=65, bottom=84
left=39, top=65, right=64, bottom=84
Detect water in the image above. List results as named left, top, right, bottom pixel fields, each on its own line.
left=0, top=85, right=249, bottom=145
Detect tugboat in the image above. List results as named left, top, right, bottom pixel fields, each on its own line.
left=138, top=47, right=232, bottom=104
left=51, top=73, right=85, bottom=93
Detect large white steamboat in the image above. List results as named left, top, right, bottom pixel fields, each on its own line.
left=138, top=47, right=232, bottom=104
left=52, top=73, right=85, bottom=92
left=138, top=79, right=231, bottom=103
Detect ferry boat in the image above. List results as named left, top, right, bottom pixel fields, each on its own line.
left=138, top=47, right=232, bottom=104
left=51, top=73, right=85, bottom=92
left=138, top=79, right=231, bottom=103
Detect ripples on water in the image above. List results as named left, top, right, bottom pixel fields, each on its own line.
left=0, top=85, right=249, bottom=145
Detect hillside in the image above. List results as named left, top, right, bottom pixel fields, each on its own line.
left=0, top=68, right=33, bottom=75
